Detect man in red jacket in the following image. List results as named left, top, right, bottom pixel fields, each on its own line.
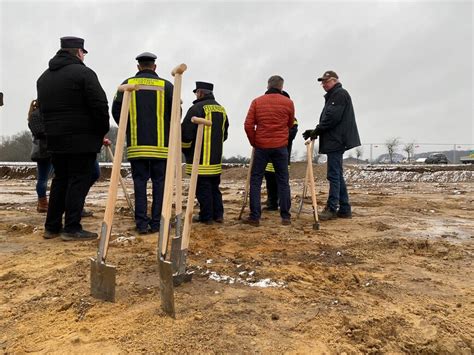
left=244, top=75, right=295, bottom=226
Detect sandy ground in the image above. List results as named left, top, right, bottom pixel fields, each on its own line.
left=0, top=164, right=473, bottom=354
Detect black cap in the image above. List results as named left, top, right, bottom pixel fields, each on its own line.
left=193, top=81, right=214, bottom=93
left=317, top=70, right=339, bottom=82
left=135, top=52, right=157, bottom=63
left=60, top=36, right=88, bottom=53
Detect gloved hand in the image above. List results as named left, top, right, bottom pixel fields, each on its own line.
left=302, top=129, right=314, bottom=140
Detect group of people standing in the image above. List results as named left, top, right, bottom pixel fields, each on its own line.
left=33, top=35, right=360, bottom=241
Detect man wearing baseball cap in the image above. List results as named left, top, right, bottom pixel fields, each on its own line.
left=302, top=70, right=360, bottom=221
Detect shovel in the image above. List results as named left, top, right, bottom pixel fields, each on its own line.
left=105, top=145, right=134, bottom=211
left=158, top=63, right=187, bottom=318
left=90, top=83, right=162, bottom=302
left=173, top=116, right=212, bottom=286
left=238, top=148, right=255, bottom=220
left=171, top=100, right=184, bottom=274
left=302, top=139, right=320, bottom=230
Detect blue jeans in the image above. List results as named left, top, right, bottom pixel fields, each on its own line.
left=326, top=151, right=351, bottom=213
left=130, top=159, right=166, bottom=230
left=250, top=147, right=291, bottom=220
left=36, top=159, right=53, bottom=198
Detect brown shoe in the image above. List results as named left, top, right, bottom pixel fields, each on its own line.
left=37, top=197, right=48, bottom=213
left=281, top=218, right=291, bottom=226
left=242, top=217, right=259, bottom=227
left=318, top=207, right=337, bottom=221
left=43, top=230, right=60, bottom=239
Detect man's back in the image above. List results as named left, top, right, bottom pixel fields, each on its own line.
left=112, top=70, right=173, bottom=160
left=244, top=90, right=294, bottom=149
left=37, top=50, right=109, bottom=154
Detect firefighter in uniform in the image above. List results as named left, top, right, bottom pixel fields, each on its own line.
left=182, top=81, right=229, bottom=225
left=112, top=52, right=173, bottom=234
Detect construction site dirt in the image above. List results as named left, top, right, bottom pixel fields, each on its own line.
left=1, top=163, right=473, bottom=353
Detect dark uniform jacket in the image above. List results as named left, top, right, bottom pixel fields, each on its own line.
left=313, top=83, right=361, bottom=154
left=112, top=70, right=173, bottom=160
left=181, top=93, right=229, bottom=176
left=36, top=50, right=110, bottom=154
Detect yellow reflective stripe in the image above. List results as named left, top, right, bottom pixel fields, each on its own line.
left=203, top=111, right=212, bottom=165
left=265, top=164, right=291, bottom=173
left=185, top=163, right=222, bottom=175
left=130, top=90, right=137, bottom=146
left=265, top=163, right=275, bottom=172
left=128, top=77, right=165, bottom=87
left=127, top=145, right=169, bottom=159
left=221, top=112, right=226, bottom=145
left=182, top=141, right=192, bottom=149
left=159, top=89, right=165, bottom=146
left=203, top=105, right=226, bottom=114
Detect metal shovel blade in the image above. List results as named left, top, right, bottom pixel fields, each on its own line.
left=159, top=257, right=175, bottom=318
left=90, top=257, right=116, bottom=302
left=173, top=249, right=194, bottom=286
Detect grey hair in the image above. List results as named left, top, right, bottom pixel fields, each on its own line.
left=267, top=75, right=284, bottom=89
left=198, top=89, right=213, bottom=95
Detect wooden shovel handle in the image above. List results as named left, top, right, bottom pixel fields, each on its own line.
left=182, top=121, right=205, bottom=248
left=118, top=83, right=163, bottom=92
left=99, top=90, right=131, bottom=260
left=118, top=84, right=139, bottom=92
left=191, top=116, right=212, bottom=126
left=172, top=64, right=187, bottom=76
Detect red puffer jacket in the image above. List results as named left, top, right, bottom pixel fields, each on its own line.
left=244, top=90, right=295, bottom=148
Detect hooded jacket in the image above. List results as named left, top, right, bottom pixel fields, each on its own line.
left=244, top=88, right=295, bottom=149
left=313, top=83, right=361, bottom=154
left=36, top=50, right=109, bottom=154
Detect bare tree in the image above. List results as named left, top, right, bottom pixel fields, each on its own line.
left=403, top=142, right=415, bottom=163
left=355, top=146, right=364, bottom=163
left=385, top=137, right=400, bottom=163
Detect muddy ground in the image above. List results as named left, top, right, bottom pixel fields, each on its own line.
left=0, top=163, right=473, bottom=353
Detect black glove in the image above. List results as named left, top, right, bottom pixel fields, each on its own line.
left=302, top=129, right=313, bottom=140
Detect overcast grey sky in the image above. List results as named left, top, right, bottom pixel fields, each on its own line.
left=0, top=0, right=472, bottom=158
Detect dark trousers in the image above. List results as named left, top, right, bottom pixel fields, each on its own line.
left=196, top=175, right=224, bottom=222
left=264, top=172, right=278, bottom=209
left=45, top=153, right=96, bottom=233
left=130, top=159, right=166, bottom=230
left=326, top=151, right=351, bottom=213
left=250, top=147, right=291, bottom=220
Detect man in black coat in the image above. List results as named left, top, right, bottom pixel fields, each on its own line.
left=303, top=71, right=361, bottom=221
left=37, top=36, right=110, bottom=241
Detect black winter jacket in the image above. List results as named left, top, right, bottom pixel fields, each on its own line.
left=313, top=83, right=360, bottom=154
left=36, top=50, right=110, bottom=154
left=112, top=70, right=174, bottom=160
left=181, top=94, right=229, bottom=176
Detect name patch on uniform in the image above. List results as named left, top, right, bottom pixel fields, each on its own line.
left=128, top=77, right=165, bottom=87
left=203, top=105, right=226, bottom=114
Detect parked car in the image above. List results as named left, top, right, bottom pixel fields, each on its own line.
left=425, top=153, right=449, bottom=164
left=460, top=152, right=474, bottom=164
